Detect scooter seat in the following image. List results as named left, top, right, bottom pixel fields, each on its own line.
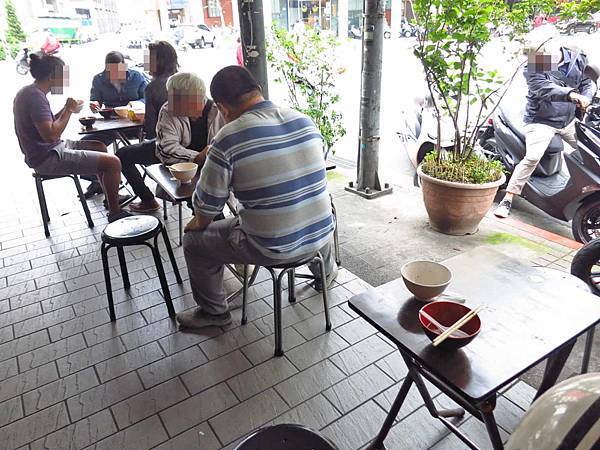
left=500, top=105, right=564, bottom=154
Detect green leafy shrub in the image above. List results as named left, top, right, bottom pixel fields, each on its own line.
left=267, top=26, right=346, bottom=155
left=421, top=151, right=504, bottom=184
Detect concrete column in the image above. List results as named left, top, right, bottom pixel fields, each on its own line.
left=390, top=0, right=402, bottom=35
left=337, top=0, right=348, bottom=38
left=188, top=0, right=204, bottom=24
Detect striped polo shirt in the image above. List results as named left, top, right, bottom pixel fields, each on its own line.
left=193, top=100, right=334, bottom=259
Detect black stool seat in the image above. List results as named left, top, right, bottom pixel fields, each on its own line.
left=235, top=424, right=338, bottom=450
left=100, top=215, right=182, bottom=321
left=267, top=255, right=315, bottom=270
left=102, top=215, right=161, bottom=245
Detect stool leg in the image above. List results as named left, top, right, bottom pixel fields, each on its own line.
left=178, top=203, right=183, bottom=246
left=582, top=326, right=595, bottom=374
left=101, top=244, right=116, bottom=321
left=241, top=264, right=249, bottom=325
left=116, top=247, right=130, bottom=289
left=163, top=200, right=168, bottom=220
left=317, top=253, right=332, bottom=331
left=161, top=227, right=182, bottom=284
left=274, top=269, right=288, bottom=357
left=287, top=269, right=296, bottom=303
left=150, top=240, right=175, bottom=317
left=35, top=177, right=50, bottom=237
left=71, top=175, right=94, bottom=228
left=331, top=199, right=341, bottom=266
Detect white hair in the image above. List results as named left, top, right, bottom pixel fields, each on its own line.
left=166, top=72, right=206, bottom=99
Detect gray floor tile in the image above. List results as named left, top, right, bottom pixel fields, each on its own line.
left=30, top=409, right=117, bottom=450
left=0, top=402, right=70, bottom=450
left=18, top=334, right=87, bottom=372
left=374, top=380, right=441, bottom=422
left=227, top=356, right=298, bottom=402
left=83, top=312, right=147, bottom=347
left=209, top=389, right=289, bottom=445
left=199, top=322, right=264, bottom=360
left=22, top=366, right=99, bottom=415
left=335, top=318, right=377, bottom=345
left=0, top=303, right=43, bottom=329
left=329, top=334, right=394, bottom=376
left=0, top=362, right=58, bottom=403
left=431, top=417, right=510, bottom=450
left=111, top=377, right=189, bottom=429
left=292, top=305, right=353, bottom=341
left=56, top=336, right=127, bottom=377
left=10, top=284, right=68, bottom=310
left=120, top=317, right=179, bottom=351
left=137, top=345, right=207, bottom=389
left=160, top=383, right=239, bottom=437
left=285, top=332, right=349, bottom=371
left=90, top=415, right=168, bottom=450
left=502, top=381, right=536, bottom=411
left=181, top=350, right=252, bottom=395
left=323, top=364, right=395, bottom=414
left=40, top=286, right=99, bottom=315
left=0, top=357, right=18, bottom=381
left=301, top=285, right=354, bottom=315
left=153, top=422, right=221, bottom=450
left=274, top=359, right=346, bottom=408
left=94, top=341, right=164, bottom=383
left=253, top=303, right=315, bottom=336
left=48, top=309, right=110, bottom=342
left=0, top=396, right=24, bottom=427
left=157, top=326, right=221, bottom=356
left=374, top=350, right=408, bottom=382
left=321, top=400, right=387, bottom=450
left=240, top=327, right=306, bottom=366
left=0, top=329, right=49, bottom=363
left=382, top=406, right=450, bottom=450
left=271, top=394, right=341, bottom=430
left=67, top=371, right=144, bottom=422
left=13, top=306, right=76, bottom=339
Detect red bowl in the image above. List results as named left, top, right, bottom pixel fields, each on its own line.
left=418, top=300, right=481, bottom=350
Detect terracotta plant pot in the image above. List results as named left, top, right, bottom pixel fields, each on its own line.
left=417, top=165, right=506, bottom=236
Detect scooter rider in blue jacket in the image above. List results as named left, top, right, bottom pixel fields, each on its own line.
left=494, top=36, right=594, bottom=218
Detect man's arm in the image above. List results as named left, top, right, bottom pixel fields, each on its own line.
left=137, top=73, right=149, bottom=101
left=184, top=212, right=213, bottom=232
left=34, top=98, right=78, bottom=142
left=525, top=71, right=574, bottom=101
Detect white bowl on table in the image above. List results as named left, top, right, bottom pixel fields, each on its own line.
left=168, top=162, right=198, bottom=184
left=401, top=260, right=452, bottom=302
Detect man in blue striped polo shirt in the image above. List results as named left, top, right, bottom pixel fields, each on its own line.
left=177, top=66, right=336, bottom=329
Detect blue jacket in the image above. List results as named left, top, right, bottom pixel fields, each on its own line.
left=90, top=70, right=148, bottom=108
left=524, top=48, right=594, bottom=129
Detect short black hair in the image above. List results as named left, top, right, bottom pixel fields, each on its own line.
left=210, top=66, right=261, bottom=107
left=29, top=52, right=65, bottom=81
left=105, top=51, right=125, bottom=65
left=148, top=40, right=178, bottom=77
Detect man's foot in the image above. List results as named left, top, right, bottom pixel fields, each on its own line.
left=313, top=263, right=338, bottom=292
left=129, top=200, right=160, bottom=213
left=176, top=307, right=232, bottom=329
left=107, top=210, right=132, bottom=223
left=84, top=181, right=103, bottom=199
left=494, top=200, right=512, bottom=218
left=103, top=194, right=132, bottom=209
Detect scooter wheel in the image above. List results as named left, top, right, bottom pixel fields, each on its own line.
left=570, top=238, right=600, bottom=295
left=572, top=198, right=600, bottom=243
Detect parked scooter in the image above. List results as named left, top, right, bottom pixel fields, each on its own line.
left=479, top=92, right=600, bottom=243
left=15, top=46, right=61, bottom=75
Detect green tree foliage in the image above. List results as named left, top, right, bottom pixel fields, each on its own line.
left=4, top=0, right=26, bottom=58
left=267, top=26, right=346, bottom=155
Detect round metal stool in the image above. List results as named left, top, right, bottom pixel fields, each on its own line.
left=235, top=424, right=338, bottom=450
left=101, top=215, right=182, bottom=320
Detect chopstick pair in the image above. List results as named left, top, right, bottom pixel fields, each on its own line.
left=432, top=305, right=483, bottom=347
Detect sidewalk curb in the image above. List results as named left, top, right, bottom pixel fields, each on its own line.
left=489, top=215, right=583, bottom=251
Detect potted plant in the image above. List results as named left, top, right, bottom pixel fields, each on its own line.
left=267, top=26, right=346, bottom=158
left=411, top=0, right=514, bottom=235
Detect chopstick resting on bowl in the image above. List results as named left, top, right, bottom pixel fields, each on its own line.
left=432, top=305, right=483, bottom=347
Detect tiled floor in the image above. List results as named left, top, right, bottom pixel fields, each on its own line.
left=0, top=181, right=538, bottom=450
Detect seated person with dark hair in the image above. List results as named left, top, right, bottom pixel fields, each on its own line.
left=13, top=52, right=129, bottom=223
left=118, top=72, right=223, bottom=212
left=83, top=50, right=148, bottom=198
left=177, top=66, right=336, bottom=329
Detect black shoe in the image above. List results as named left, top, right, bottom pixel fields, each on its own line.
left=107, top=210, right=132, bottom=223
left=103, top=194, right=132, bottom=209
left=83, top=181, right=103, bottom=199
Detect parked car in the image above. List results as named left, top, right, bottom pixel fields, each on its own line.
left=558, top=15, right=597, bottom=35
left=176, top=24, right=216, bottom=49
